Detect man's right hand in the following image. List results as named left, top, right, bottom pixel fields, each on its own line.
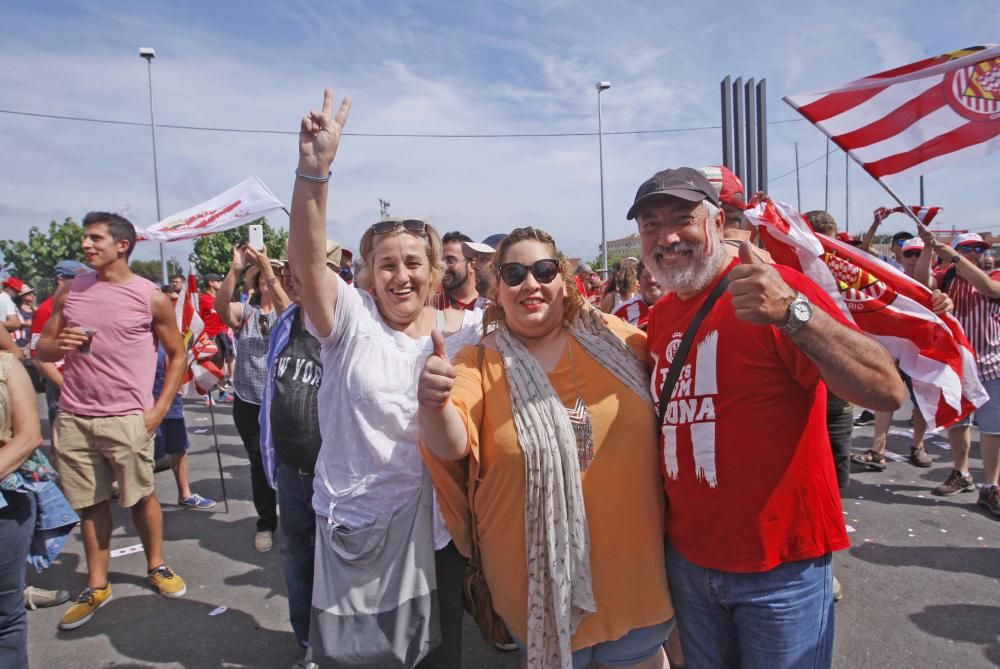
left=297, top=89, right=352, bottom=175
left=57, top=327, right=89, bottom=353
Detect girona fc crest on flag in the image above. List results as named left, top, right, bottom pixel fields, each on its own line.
left=946, top=56, right=1000, bottom=121
left=822, top=251, right=896, bottom=314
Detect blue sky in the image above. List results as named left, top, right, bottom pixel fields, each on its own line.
left=1, top=0, right=998, bottom=267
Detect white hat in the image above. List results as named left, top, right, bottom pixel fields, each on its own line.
left=952, top=232, right=986, bottom=250
left=900, top=238, right=925, bottom=252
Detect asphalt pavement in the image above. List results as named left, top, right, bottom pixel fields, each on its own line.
left=25, top=395, right=1000, bottom=668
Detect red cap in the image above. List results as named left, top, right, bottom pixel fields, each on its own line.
left=3, top=277, right=24, bottom=292
left=699, top=165, right=746, bottom=207
left=835, top=231, right=862, bottom=246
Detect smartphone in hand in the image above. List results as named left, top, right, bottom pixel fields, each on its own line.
left=248, top=224, right=264, bottom=251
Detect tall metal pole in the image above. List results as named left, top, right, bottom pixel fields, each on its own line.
left=744, top=78, right=757, bottom=197
left=140, top=48, right=167, bottom=285
left=794, top=142, right=802, bottom=211
left=597, top=81, right=611, bottom=274
left=720, top=77, right=732, bottom=168
left=756, top=79, right=767, bottom=194
left=732, top=78, right=745, bottom=185
left=824, top=137, right=830, bottom=211
left=919, top=175, right=925, bottom=206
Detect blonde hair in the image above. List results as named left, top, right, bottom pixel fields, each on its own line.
left=358, top=218, right=444, bottom=303
left=482, top=227, right=583, bottom=335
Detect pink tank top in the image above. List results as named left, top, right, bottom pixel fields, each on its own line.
left=59, top=272, right=158, bottom=416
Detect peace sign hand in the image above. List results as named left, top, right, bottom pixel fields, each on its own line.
left=298, top=88, right=353, bottom=174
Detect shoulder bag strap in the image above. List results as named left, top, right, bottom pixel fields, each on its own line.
left=656, top=273, right=732, bottom=429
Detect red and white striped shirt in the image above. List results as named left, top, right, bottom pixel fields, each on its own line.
left=938, top=268, right=1000, bottom=381
left=613, top=295, right=651, bottom=330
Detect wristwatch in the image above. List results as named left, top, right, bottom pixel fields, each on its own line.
left=779, top=292, right=812, bottom=334
left=949, top=255, right=961, bottom=265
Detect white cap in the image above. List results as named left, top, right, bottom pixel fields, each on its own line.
left=900, top=238, right=925, bottom=252
left=952, top=232, right=985, bottom=249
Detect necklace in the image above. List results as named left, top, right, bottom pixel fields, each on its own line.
left=565, top=341, right=595, bottom=471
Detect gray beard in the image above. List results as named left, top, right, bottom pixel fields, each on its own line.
left=649, top=239, right=727, bottom=297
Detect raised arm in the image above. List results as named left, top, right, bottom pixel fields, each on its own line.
left=860, top=208, right=890, bottom=253
left=214, top=245, right=248, bottom=329
left=288, top=89, right=352, bottom=339
left=244, top=246, right=291, bottom=314
left=928, top=237, right=1000, bottom=299
left=729, top=242, right=904, bottom=411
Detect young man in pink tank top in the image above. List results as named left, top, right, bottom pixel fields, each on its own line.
left=37, top=212, right=189, bottom=631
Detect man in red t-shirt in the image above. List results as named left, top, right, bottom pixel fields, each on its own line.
left=199, top=272, right=233, bottom=388
left=612, top=260, right=662, bottom=330
left=627, top=167, right=904, bottom=668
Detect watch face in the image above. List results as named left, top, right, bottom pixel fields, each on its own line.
left=792, top=301, right=811, bottom=321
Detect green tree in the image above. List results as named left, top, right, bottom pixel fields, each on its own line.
left=130, top=258, right=184, bottom=285
left=0, top=218, right=88, bottom=298
left=590, top=252, right=628, bottom=274
left=191, top=218, right=288, bottom=277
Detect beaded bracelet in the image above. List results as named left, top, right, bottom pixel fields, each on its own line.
left=295, top=169, right=332, bottom=182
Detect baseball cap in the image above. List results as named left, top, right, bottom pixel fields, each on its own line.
left=627, top=167, right=720, bottom=221
left=3, top=277, right=24, bottom=292
left=462, top=233, right=507, bottom=256
left=891, top=231, right=914, bottom=246
left=203, top=273, right=223, bottom=282
left=699, top=165, right=745, bottom=207
left=900, top=238, right=925, bottom=252
left=17, top=283, right=34, bottom=297
left=952, top=232, right=986, bottom=250
left=54, top=260, right=88, bottom=278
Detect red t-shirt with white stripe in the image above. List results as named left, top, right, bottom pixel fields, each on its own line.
left=936, top=268, right=1000, bottom=381
left=613, top=295, right=651, bottom=329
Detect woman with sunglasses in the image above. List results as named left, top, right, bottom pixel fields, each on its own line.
left=214, top=243, right=290, bottom=552
left=288, top=90, right=484, bottom=667
left=419, top=227, right=674, bottom=669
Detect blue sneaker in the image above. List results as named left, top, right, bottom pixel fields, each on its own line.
left=178, top=494, right=217, bottom=510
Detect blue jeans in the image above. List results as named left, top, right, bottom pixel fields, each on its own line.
left=0, top=490, right=36, bottom=669
left=276, top=463, right=316, bottom=648
left=666, top=541, right=834, bottom=669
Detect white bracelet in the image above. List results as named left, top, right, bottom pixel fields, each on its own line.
left=295, top=169, right=331, bottom=182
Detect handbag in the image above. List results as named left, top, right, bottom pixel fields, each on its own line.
left=462, top=345, right=515, bottom=646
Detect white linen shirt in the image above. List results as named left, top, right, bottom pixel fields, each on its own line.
left=307, top=275, right=483, bottom=549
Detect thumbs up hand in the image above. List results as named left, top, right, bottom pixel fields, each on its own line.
left=727, top=241, right=797, bottom=326
left=419, top=330, right=457, bottom=410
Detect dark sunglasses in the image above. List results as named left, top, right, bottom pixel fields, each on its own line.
left=958, top=244, right=990, bottom=254
left=498, top=259, right=560, bottom=287
left=902, top=250, right=922, bottom=259
left=370, top=218, right=428, bottom=236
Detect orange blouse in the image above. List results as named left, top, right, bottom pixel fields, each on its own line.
left=421, top=318, right=673, bottom=649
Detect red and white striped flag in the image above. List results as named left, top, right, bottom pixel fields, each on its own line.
left=745, top=198, right=987, bottom=431
left=786, top=45, right=1000, bottom=182
left=886, top=205, right=942, bottom=226
left=174, top=262, right=222, bottom=395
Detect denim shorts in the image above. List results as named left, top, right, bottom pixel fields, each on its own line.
left=949, top=377, right=1000, bottom=434
left=509, top=620, right=674, bottom=669
left=154, top=418, right=190, bottom=459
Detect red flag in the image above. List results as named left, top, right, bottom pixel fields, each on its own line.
left=886, top=206, right=942, bottom=226
left=746, top=199, right=987, bottom=431
left=174, top=262, right=220, bottom=395
left=785, top=45, right=1000, bottom=181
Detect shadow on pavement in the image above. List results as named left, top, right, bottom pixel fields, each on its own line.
left=849, top=542, right=1000, bottom=580
left=55, top=594, right=301, bottom=668
left=909, top=604, right=1000, bottom=667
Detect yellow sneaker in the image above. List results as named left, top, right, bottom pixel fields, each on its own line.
left=59, top=584, right=112, bottom=630
left=148, top=564, right=187, bottom=598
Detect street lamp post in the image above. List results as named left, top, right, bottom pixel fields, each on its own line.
left=596, top=81, right=611, bottom=275
left=139, top=47, right=167, bottom=285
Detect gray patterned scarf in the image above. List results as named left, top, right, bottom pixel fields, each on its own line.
left=494, top=322, right=652, bottom=668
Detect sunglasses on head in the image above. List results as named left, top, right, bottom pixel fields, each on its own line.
left=958, top=244, right=990, bottom=254
left=498, top=259, right=560, bottom=287
left=369, top=218, right=428, bottom=236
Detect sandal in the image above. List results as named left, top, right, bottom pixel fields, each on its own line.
left=850, top=449, right=887, bottom=471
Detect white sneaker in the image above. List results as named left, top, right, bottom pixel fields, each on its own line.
left=254, top=530, right=273, bottom=552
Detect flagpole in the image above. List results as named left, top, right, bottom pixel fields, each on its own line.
left=824, top=137, right=830, bottom=211
left=844, top=155, right=850, bottom=234
left=207, top=397, right=230, bottom=514
left=875, top=177, right=931, bottom=235
left=794, top=142, right=801, bottom=211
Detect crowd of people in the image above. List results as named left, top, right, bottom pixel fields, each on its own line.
left=0, top=88, right=997, bottom=669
